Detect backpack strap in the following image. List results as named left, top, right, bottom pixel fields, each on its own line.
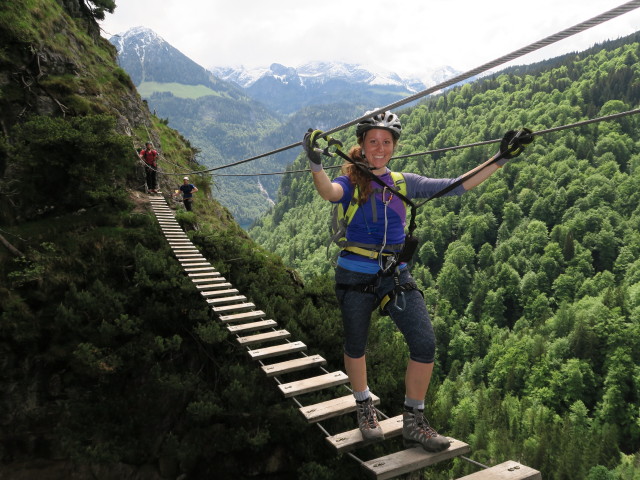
left=328, top=172, right=408, bottom=258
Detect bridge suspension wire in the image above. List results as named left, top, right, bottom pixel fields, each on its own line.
left=160, top=0, right=640, bottom=177
left=207, top=107, right=640, bottom=177
left=390, top=106, right=640, bottom=161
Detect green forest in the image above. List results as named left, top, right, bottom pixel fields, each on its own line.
left=1, top=0, right=640, bottom=479
left=250, top=35, right=640, bottom=479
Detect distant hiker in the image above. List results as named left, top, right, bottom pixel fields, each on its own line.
left=179, top=176, right=198, bottom=211
left=303, top=110, right=533, bottom=451
left=140, top=142, right=159, bottom=193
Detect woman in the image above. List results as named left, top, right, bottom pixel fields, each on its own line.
left=303, top=110, right=530, bottom=451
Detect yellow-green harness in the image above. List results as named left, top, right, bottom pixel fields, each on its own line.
left=329, top=171, right=407, bottom=259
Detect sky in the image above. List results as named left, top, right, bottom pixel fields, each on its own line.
left=99, top=1, right=640, bottom=82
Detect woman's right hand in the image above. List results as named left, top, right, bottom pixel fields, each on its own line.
left=303, top=129, right=323, bottom=170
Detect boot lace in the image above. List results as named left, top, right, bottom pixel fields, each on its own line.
left=359, top=401, right=378, bottom=429
left=414, top=411, right=437, bottom=438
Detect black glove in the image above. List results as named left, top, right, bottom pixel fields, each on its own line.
left=497, top=128, right=534, bottom=166
left=303, top=128, right=323, bottom=165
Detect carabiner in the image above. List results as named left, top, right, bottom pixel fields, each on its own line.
left=393, top=290, right=406, bottom=312
left=322, top=136, right=344, bottom=158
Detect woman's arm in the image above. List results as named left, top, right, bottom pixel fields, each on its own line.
left=312, top=169, right=343, bottom=202
left=461, top=154, right=502, bottom=191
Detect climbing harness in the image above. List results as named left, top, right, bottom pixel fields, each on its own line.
left=313, top=126, right=533, bottom=314
left=309, top=132, right=420, bottom=268
left=309, top=133, right=423, bottom=314
left=335, top=271, right=423, bottom=316
left=329, top=171, right=407, bottom=255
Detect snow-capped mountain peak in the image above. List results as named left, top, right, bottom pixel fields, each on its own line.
left=210, top=61, right=428, bottom=92
left=110, top=26, right=164, bottom=55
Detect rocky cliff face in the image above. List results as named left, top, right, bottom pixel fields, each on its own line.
left=0, top=0, right=148, bottom=140
left=0, top=2, right=176, bottom=478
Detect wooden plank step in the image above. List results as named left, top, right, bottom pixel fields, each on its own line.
left=218, top=310, right=265, bottom=323
left=189, top=272, right=221, bottom=278
left=202, top=288, right=238, bottom=298
left=180, top=262, right=211, bottom=268
left=178, top=255, right=205, bottom=261
left=206, top=295, right=247, bottom=306
left=248, top=341, right=306, bottom=360
left=326, top=415, right=403, bottom=453
left=184, top=267, right=215, bottom=273
left=195, top=277, right=226, bottom=286
left=174, top=250, right=200, bottom=255
left=300, top=394, right=380, bottom=423
left=261, top=355, right=326, bottom=377
left=278, top=371, right=349, bottom=398
left=237, top=329, right=290, bottom=346
left=211, top=302, right=255, bottom=314
left=191, top=277, right=223, bottom=285
left=362, top=439, right=470, bottom=480
left=198, top=283, right=233, bottom=292
left=456, top=461, right=541, bottom=480
left=227, top=319, right=278, bottom=334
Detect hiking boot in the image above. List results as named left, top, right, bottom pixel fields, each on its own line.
left=403, top=407, right=450, bottom=452
left=356, top=397, right=384, bottom=442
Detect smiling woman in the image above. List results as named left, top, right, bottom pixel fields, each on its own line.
left=301, top=109, right=532, bottom=451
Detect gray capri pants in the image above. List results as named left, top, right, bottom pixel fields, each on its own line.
left=334, top=266, right=436, bottom=363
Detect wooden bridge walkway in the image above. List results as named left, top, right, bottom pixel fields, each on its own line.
left=149, top=195, right=541, bottom=480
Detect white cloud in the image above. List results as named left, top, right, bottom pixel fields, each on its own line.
left=101, top=0, right=640, bottom=81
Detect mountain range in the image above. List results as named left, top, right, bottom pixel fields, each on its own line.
left=109, top=26, right=460, bottom=226
left=211, top=62, right=460, bottom=114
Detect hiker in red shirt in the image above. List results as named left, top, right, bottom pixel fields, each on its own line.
left=140, top=142, right=159, bottom=193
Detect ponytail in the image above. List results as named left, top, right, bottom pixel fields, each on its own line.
left=341, top=146, right=372, bottom=205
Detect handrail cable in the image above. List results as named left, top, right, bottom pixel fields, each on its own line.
left=152, top=0, right=640, bottom=177
left=207, top=106, right=640, bottom=177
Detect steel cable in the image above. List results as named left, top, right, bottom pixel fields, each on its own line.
left=160, top=0, right=640, bottom=177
